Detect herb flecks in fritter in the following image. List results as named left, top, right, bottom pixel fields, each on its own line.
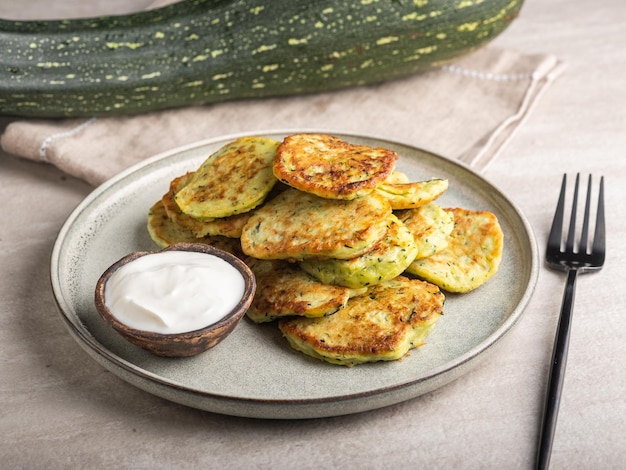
left=299, top=214, right=418, bottom=288
left=397, top=203, right=455, bottom=259
left=274, top=133, right=397, bottom=200
left=246, top=259, right=366, bottom=323
left=377, top=178, right=449, bottom=210
left=175, top=136, right=280, bottom=219
left=147, top=200, right=245, bottom=258
left=240, top=188, right=391, bottom=260
left=406, top=208, right=504, bottom=293
left=278, top=276, right=444, bottom=367
left=164, top=172, right=252, bottom=239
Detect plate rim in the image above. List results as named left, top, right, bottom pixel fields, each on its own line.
left=50, top=128, right=539, bottom=419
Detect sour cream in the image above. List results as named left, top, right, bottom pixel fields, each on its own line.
left=104, top=251, right=246, bottom=334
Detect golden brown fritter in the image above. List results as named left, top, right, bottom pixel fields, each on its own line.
left=147, top=200, right=245, bottom=258
left=397, top=203, right=455, bottom=259
left=273, top=133, right=397, bottom=200
left=278, top=276, right=444, bottom=366
left=163, top=172, right=251, bottom=238
left=384, top=170, right=410, bottom=184
left=406, top=207, right=504, bottom=293
left=376, top=178, right=448, bottom=210
left=175, top=136, right=280, bottom=219
left=240, top=188, right=391, bottom=260
left=298, top=214, right=418, bottom=288
left=245, top=259, right=366, bottom=323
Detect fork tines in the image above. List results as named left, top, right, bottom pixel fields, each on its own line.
left=546, top=173, right=605, bottom=270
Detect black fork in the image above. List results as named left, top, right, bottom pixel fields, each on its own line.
left=537, top=174, right=606, bottom=469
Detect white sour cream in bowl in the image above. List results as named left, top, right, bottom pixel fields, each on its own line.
left=94, top=243, right=256, bottom=357
left=105, top=250, right=245, bottom=334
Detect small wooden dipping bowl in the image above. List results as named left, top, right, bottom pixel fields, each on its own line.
left=94, top=243, right=256, bottom=358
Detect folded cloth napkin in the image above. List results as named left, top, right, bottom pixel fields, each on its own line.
left=1, top=46, right=564, bottom=186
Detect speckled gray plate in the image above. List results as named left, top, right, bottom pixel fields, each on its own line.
left=51, top=130, right=538, bottom=419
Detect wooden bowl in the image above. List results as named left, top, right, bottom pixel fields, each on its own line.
left=94, top=243, right=255, bottom=357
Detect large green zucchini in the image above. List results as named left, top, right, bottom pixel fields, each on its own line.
left=0, top=0, right=523, bottom=117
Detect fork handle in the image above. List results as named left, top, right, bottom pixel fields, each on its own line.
left=536, top=268, right=578, bottom=470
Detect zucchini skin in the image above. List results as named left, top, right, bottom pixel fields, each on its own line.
left=0, top=0, right=523, bottom=117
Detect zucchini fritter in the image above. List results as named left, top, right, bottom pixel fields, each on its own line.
left=240, top=188, right=391, bottom=260
left=175, top=136, right=280, bottom=219
left=299, top=214, right=418, bottom=288
left=246, top=259, right=367, bottom=323
left=273, top=133, right=397, bottom=200
left=163, top=172, right=251, bottom=238
left=376, top=178, right=448, bottom=210
left=147, top=200, right=244, bottom=257
left=406, top=208, right=504, bottom=293
left=278, top=276, right=444, bottom=367
left=397, top=203, right=455, bottom=259
left=385, top=170, right=410, bottom=184
left=148, top=200, right=196, bottom=248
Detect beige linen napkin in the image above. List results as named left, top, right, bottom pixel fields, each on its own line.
left=1, top=46, right=564, bottom=186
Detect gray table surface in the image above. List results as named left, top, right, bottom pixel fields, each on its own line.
left=1, top=1, right=624, bottom=468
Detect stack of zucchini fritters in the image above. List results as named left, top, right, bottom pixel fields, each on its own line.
left=147, top=134, right=503, bottom=366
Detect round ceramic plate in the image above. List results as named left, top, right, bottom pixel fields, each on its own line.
left=51, top=131, right=538, bottom=419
